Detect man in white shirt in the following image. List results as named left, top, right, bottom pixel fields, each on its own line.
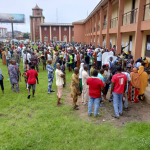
left=82, top=65, right=89, bottom=105
left=97, top=50, right=101, bottom=69
left=55, top=63, right=65, bottom=106
left=27, top=51, right=31, bottom=64
left=74, top=52, right=77, bottom=67
left=22, top=50, right=27, bottom=69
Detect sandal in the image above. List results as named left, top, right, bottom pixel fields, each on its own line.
left=111, top=114, right=119, bottom=119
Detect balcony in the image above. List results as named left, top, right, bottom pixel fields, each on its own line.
left=144, top=3, right=150, bottom=21
left=122, top=8, right=138, bottom=26
left=110, top=17, right=118, bottom=28
left=103, top=21, right=107, bottom=30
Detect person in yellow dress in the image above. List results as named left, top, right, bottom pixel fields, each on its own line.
left=2, top=49, right=6, bottom=65
left=70, top=67, right=81, bottom=110
left=138, top=65, right=149, bottom=100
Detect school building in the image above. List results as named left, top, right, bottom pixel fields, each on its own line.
left=73, top=0, right=150, bottom=61
left=30, top=5, right=74, bottom=43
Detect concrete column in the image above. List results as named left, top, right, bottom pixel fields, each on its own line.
left=39, top=26, right=42, bottom=42
left=33, top=19, right=35, bottom=42
left=100, top=7, right=104, bottom=46
left=30, top=18, right=32, bottom=41
left=50, top=26, right=52, bottom=40
left=116, top=0, right=124, bottom=54
left=69, top=26, right=71, bottom=42
left=106, top=0, right=112, bottom=49
left=59, top=26, right=61, bottom=41
left=92, top=17, right=94, bottom=45
left=134, top=0, right=146, bottom=61
left=95, top=12, right=98, bottom=47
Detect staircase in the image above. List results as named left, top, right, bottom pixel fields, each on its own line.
left=145, top=84, right=150, bottom=104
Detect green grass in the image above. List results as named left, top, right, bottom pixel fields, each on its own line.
left=0, top=60, right=150, bottom=150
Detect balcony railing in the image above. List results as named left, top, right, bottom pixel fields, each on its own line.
left=122, top=8, right=138, bottom=26
left=103, top=21, right=107, bottom=30
left=110, top=17, right=118, bottom=28
left=144, top=3, right=150, bottom=21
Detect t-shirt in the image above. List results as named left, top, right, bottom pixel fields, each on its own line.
left=26, top=69, right=38, bottom=84
left=111, top=73, right=127, bottom=94
left=87, top=77, right=104, bottom=98
left=55, top=69, right=64, bottom=86
left=68, top=55, right=73, bottom=64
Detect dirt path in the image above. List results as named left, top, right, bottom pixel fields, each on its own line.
left=63, top=84, right=150, bottom=127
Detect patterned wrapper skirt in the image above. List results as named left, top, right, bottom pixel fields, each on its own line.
left=128, top=83, right=139, bottom=103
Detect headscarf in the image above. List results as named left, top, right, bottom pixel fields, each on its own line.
left=138, top=65, right=144, bottom=76
left=130, top=68, right=141, bottom=89
left=79, top=63, right=84, bottom=79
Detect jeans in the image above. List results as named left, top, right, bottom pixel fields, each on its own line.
left=6, top=59, right=10, bottom=67
left=113, top=92, right=123, bottom=117
left=97, top=61, right=101, bottom=70
left=88, top=96, right=101, bottom=116
left=124, top=93, right=128, bottom=109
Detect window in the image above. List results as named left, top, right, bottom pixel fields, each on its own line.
left=36, top=27, right=38, bottom=32
left=63, top=35, right=67, bottom=42
left=44, top=36, right=48, bottom=42
left=145, top=35, right=150, bottom=57
left=53, top=27, right=56, bottom=31
left=72, top=28, right=74, bottom=31
left=64, top=27, right=67, bottom=31
left=72, top=37, right=74, bottom=42
left=53, top=36, right=57, bottom=42
left=37, top=18, right=40, bottom=23
left=44, top=27, right=47, bottom=31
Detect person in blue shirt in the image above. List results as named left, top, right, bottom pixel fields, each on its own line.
left=97, top=50, right=102, bottom=69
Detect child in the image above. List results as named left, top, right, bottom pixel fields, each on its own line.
left=22, top=60, right=29, bottom=88
left=0, top=69, right=4, bottom=94
left=61, top=61, right=66, bottom=87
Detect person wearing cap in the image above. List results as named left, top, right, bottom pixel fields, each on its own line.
left=109, top=57, right=113, bottom=69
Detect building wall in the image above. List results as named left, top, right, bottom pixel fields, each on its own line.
left=61, top=26, right=69, bottom=42
left=110, top=34, right=117, bottom=46
left=74, top=24, right=84, bottom=43
left=51, top=26, right=59, bottom=42
left=121, top=32, right=135, bottom=56
left=41, top=26, right=50, bottom=42
left=111, top=3, right=118, bottom=19
left=71, top=26, right=74, bottom=42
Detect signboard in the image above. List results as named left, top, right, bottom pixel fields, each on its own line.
left=0, top=13, right=25, bottom=23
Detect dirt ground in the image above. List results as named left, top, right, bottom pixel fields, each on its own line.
left=63, top=84, right=150, bottom=127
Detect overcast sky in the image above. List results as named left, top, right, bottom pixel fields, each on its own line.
left=0, top=0, right=100, bottom=32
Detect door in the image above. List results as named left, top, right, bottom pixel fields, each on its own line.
left=145, top=35, right=150, bottom=57
left=129, top=36, right=132, bottom=51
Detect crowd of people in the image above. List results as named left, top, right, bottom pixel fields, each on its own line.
left=0, top=41, right=150, bottom=119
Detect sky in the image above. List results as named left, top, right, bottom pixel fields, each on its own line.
left=0, top=0, right=100, bottom=33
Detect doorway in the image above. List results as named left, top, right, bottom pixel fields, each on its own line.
left=129, top=35, right=133, bottom=51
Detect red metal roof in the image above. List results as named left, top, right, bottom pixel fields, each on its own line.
left=0, top=27, right=7, bottom=29
left=18, top=35, right=23, bottom=38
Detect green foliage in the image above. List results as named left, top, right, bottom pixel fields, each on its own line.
left=0, top=60, right=150, bottom=150
left=23, top=33, right=29, bottom=39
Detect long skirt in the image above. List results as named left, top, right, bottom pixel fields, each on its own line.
left=2, top=55, right=6, bottom=65
left=57, top=85, right=63, bottom=98
left=128, top=83, right=139, bottom=103
left=79, top=79, right=82, bottom=93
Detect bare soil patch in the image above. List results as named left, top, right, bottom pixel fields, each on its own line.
left=63, top=84, right=150, bottom=127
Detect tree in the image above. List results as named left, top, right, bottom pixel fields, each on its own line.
left=23, top=33, right=29, bottom=39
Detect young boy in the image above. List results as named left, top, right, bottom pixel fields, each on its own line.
left=0, top=69, right=4, bottom=94
left=26, top=65, right=39, bottom=99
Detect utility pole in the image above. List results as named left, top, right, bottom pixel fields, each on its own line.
left=11, top=23, right=14, bottom=39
